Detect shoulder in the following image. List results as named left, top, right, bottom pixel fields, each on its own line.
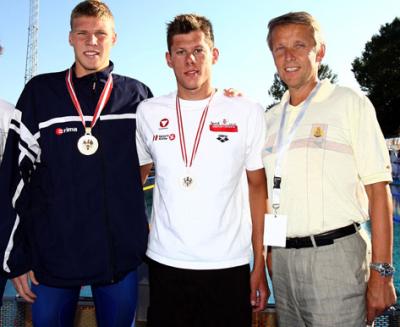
left=21, top=71, right=67, bottom=96
left=112, top=74, right=153, bottom=98
left=0, top=99, right=15, bottom=114
left=28, top=70, right=67, bottom=85
left=213, top=91, right=264, bottom=114
left=138, top=92, right=175, bottom=111
left=318, top=79, right=367, bottom=103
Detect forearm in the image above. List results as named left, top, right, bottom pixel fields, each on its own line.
left=366, top=182, right=393, bottom=263
left=247, top=169, right=267, bottom=270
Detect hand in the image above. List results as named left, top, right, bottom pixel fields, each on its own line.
left=250, top=266, right=269, bottom=312
left=366, top=270, right=397, bottom=324
left=12, top=270, right=39, bottom=303
left=223, top=88, right=243, bottom=97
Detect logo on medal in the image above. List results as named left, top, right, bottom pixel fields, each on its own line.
left=77, top=133, right=99, bottom=155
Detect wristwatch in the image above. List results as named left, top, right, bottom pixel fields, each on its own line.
left=369, top=262, right=395, bottom=277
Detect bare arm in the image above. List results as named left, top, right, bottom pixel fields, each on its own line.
left=140, top=163, right=153, bottom=186
left=365, top=181, right=397, bottom=323
left=246, top=168, right=269, bottom=312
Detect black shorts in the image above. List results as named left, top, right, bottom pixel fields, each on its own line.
left=147, top=258, right=252, bottom=327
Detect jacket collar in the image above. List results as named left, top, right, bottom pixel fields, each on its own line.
left=69, top=61, right=114, bottom=84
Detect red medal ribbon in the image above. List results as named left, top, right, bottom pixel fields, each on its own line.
left=175, top=90, right=215, bottom=167
left=65, top=68, right=113, bottom=132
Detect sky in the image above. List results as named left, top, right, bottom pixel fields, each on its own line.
left=0, top=0, right=399, bottom=108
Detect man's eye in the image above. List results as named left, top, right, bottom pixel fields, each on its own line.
left=193, top=48, right=204, bottom=55
left=176, top=50, right=186, bottom=56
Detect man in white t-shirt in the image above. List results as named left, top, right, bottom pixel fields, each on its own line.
left=263, top=11, right=396, bottom=327
left=0, top=43, right=15, bottom=306
left=137, top=14, right=268, bottom=327
left=0, top=45, right=14, bottom=164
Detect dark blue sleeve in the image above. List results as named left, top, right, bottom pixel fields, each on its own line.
left=0, top=81, right=38, bottom=278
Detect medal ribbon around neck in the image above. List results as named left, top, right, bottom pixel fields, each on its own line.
left=175, top=90, right=216, bottom=168
left=65, top=68, right=113, bottom=133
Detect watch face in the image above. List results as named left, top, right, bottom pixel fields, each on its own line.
left=370, top=263, right=395, bottom=277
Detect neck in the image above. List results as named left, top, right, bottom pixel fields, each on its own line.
left=74, top=62, right=110, bottom=78
left=288, top=80, right=318, bottom=106
left=177, top=85, right=214, bottom=101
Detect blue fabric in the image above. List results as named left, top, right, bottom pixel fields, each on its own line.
left=0, top=62, right=152, bottom=285
left=31, top=270, right=138, bottom=327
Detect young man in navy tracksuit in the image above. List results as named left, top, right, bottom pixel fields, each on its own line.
left=0, top=1, right=152, bottom=325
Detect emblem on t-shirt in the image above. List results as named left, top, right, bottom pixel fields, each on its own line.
left=153, top=133, right=176, bottom=141
left=209, top=119, right=238, bottom=133
left=216, top=134, right=229, bottom=143
left=311, top=124, right=327, bottom=138
left=159, top=118, right=169, bottom=129
left=55, top=127, right=78, bottom=136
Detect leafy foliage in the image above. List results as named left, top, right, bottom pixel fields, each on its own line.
left=352, top=17, right=400, bottom=137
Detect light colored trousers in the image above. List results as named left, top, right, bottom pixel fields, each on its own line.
left=271, top=229, right=371, bottom=327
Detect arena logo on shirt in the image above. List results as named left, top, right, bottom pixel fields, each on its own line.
left=209, top=119, right=238, bottom=133
left=153, top=133, right=176, bottom=141
left=55, top=127, right=78, bottom=136
left=159, top=118, right=170, bottom=129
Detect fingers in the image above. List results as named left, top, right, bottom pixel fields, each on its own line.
left=12, top=274, right=37, bottom=303
left=223, top=88, right=243, bottom=97
left=251, top=288, right=268, bottom=312
left=29, top=271, right=39, bottom=285
left=366, top=307, right=376, bottom=327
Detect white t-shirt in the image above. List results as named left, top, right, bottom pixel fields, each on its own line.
left=0, top=99, right=14, bottom=163
left=136, top=90, right=266, bottom=269
left=263, top=79, right=392, bottom=237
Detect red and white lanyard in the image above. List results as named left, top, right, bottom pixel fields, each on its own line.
left=175, top=90, right=215, bottom=168
left=65, top=68, right=113, bottom=133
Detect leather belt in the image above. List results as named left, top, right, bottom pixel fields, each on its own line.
left=285, top=223, right=360, bottom=249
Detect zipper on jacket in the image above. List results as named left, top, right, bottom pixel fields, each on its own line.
left=95, top=79, right=117, bottom=283
left=92, top=74, right=97, bottom=91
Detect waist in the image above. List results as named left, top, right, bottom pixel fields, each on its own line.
left=285, top=223, right=360, bottom=249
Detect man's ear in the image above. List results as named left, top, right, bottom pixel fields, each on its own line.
left=68, top=32, right=73, bottom=46
left=166, top=52, right=173, bottom=68
left=112, top=32, right=117, bottom=46
left=212, top=47, right=219, bottom=65
left=316, top=44, right=325, bottom=63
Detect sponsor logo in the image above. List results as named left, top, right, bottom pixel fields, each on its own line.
left=153, top=133, right=176, bottom=141
left=209, top=119, right=238, bottom=132
left=159, top=118, right=169, bottom=129
left=55, top=127, right=78, bottom=136
left=217, top=135, right=229, bottom=143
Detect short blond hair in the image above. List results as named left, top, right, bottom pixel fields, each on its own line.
left=267, top=11, right=324, bottom=51
left=70, top=0, right=114, bottom=30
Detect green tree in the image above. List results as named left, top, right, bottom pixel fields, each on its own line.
left=352, top=17, right=400, bottom=137
left=267, top=64, right=338, bottom=109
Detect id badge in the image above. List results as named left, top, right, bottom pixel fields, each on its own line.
left=263, top=214, right=287, bottom=247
